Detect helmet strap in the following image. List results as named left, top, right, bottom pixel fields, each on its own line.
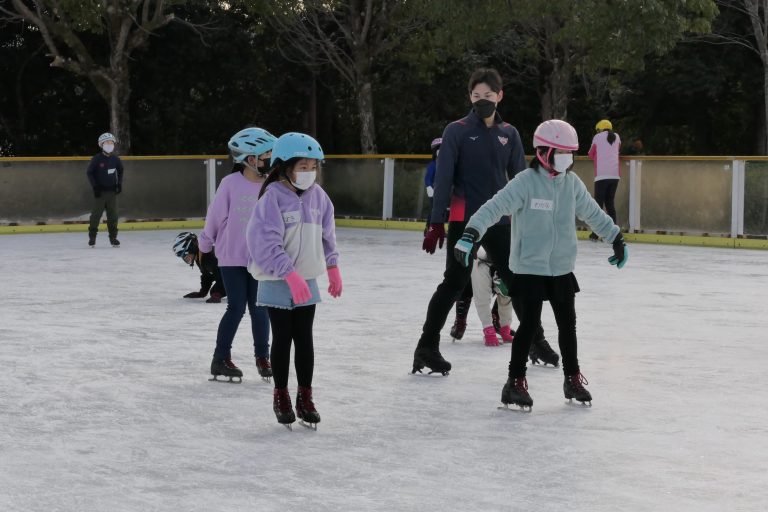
left=536, top=147, right=554, bottom=171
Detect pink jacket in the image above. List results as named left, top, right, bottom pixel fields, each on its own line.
left=588, top=131, right=622, bottom=181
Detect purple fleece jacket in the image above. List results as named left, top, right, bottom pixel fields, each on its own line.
left=199, top=172, right=263, bottom=267
left=246, top=182, right=338, bottom=280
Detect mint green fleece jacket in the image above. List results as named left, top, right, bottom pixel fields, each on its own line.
left=466, top=167, right=620, bottom=276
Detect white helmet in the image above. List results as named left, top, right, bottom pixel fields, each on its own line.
left=98, top=132, right=117, bottom=146
left=532, top=120, right=578, bottom=151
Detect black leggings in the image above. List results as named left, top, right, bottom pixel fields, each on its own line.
left=268, top=305, right=316, bottom=389
left=509, top=294, right=580, bottom=378
left=594, top=179, right=619, bottom=223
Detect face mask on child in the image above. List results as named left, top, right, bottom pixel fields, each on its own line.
left=102, top=143, right=115, bottom=154
left=552, top=153, right=573, bottom=173
left=291, top=171, right=316, bottom=190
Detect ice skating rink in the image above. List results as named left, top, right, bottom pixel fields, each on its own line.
left=1, top=227, right=766, bottom=512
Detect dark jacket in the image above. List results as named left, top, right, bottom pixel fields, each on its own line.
left=86, top=153, right=124, bottom=191
left=430, top=110, right=525, bottom=224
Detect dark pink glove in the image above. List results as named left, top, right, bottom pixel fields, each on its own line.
left=285, top=271, right=312, bottom=305
left=327, top=266, right=342, bottom=298
left=422, top=223, right=446, bottom=254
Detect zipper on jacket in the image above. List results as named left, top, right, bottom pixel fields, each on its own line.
left=550, top=177, right=558, bottom=275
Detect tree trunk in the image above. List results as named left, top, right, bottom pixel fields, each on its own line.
left=356, top=79, right=377, bottom=154
left=763, top=56, right=768, bottom=154
left=110, top=75, right=132, bottom=155
left=540, top=60, right=570, bottom=120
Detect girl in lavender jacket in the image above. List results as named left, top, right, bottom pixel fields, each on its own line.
left=246, top=132, right=342, bottom=429
left=200, top=127, right=277, bottom=383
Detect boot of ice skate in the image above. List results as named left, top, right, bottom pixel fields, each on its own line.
left=210, top=358, right=243, bottom=383
left=450, top=297, right=470, bottom=340
left=564, top=373, right=592, bottom=405
left=412, top=344, right=451, bottom=375
left=296, top=386, right=321, bottom=427
left=500, top=376, right=533, bottom=409
left=273, top=387, right=296, bottom=425
left=255, top=356, right=273, bottom=379
left=529, top=337, right=560, bottom=367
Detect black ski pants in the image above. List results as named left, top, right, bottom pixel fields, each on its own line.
left=88, top=191, right=119, bottom=238
left=418, top=221, right=543, bottom=348
left=268, top=305, right=316, bottom=389
left=509, top=293, right=579, bottom=378
left=594, top=179, right=619, bottom=224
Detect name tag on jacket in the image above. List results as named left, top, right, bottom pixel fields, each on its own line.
left=530, top=199, right=553, bottom=211
left=282, top=210, right=301, bottom=224
left=107, top=168, right=116, bottom=174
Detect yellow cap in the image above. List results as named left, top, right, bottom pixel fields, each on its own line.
left=595, top=119, right=613, bottom=132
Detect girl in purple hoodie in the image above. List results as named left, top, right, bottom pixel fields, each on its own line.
left=246, top=132, right=341, bottom=429
left=200, top=127, right=277, bottom=383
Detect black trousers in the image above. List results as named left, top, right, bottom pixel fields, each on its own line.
left=418, top=222, right=543, bottom=348
left=268, top=305, right=316, bottom=389
left=509, top=292, right=579, bottom=378
left=594, top=179, right=619, bottom=224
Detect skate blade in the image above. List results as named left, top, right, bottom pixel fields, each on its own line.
left=530, top=359, right=559, bottom=368
left=410, top=369, right=449, bottom=377
left=208, top=375, right=242, bottom=384
left=281, top=423, right=293, bottom=431
left=497, top=403, right=532, bottom=413
left=260, top=376, right=272, bottom=383
left=299, top=420, right=318, bottom=430
left=565, top=398, right=592, bottom=407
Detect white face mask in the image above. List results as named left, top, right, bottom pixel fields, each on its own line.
left=291, top=171, right=316, bottom=190
left=102, top=143, right=115, bottom=154
left=553, top=153, right=573, bottom=173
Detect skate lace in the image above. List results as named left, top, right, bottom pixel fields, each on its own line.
left=515, top=377, right=528, bottom=391
left=298, top=389, right=317, bottom=413
left=275, top=389, right=292, bottom=413
left=569, top=373, right=588, bottom=391
left=256, top=357, right=271, bottom=369
left=224, top=359, right=239, bottom=370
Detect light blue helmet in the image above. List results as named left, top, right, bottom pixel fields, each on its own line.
left=228, top=127, right=277, bottom=163
left=270, top=132, right=324, bottom=166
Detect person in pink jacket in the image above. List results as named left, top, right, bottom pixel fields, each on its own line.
left=200, top=127, right=277, bottom=383
left=587, top=119, right=622, bottom=241
left=247, top=132, right=341, bottom=429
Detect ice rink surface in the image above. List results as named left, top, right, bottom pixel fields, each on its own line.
left=1, top=227, right=767, bottom=512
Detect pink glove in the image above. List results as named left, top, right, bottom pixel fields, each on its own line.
left=285, top=271, right=311, bottom=305
left=327, top=266, right=342, bottom=298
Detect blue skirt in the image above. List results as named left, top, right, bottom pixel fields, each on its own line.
left=256, top=278, right=321, bottom=310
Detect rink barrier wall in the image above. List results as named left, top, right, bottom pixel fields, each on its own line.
left=1, top=154, right=768, bottom=245
left=1, top=217, right=766, bottom=250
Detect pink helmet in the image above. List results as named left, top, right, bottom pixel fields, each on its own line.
left=533, top=120, right=579, bottom=151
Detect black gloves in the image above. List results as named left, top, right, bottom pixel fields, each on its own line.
left=608, top=233, right=629, bottom=268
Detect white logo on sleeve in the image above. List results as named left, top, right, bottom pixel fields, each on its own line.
left=282, top=210, right=301, bottom=223
left=531, top=199, right=553, bottom=211
left=469, top=136, right=479, bottom=141
left=107, top=168, right=116, bottom=174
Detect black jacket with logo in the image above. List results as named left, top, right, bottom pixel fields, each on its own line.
left=430, top=110, right=525, bottom=224
left=86, top=153, right=124, bottom=191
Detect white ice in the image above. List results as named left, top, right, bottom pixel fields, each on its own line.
left=1, top=228, right=767, bottom=512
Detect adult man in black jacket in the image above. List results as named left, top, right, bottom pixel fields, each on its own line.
left=86, top=132, right=124, bottom=247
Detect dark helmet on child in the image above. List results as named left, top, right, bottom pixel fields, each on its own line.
left=173, top=232, right=198, bottom=265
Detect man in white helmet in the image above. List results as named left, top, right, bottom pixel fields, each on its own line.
left=86, top=132, right=124, bottom=247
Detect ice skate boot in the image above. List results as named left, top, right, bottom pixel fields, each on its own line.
left=564, top=373, right=592, bottom=406
left=529, top=337, right=560, bottom=367
left=255, top=356, right=273, bottom=381
left=499, top=325, right=515, bottom=343
left=483, top=326, right=500, bottom=347
left=209, top=358, right=243, bottom=383
left=296, top=386, right=321, bottom=429
left=109, top=237, right=120, bottom=247
left=412, top=345, right=451, bottom=375
left=273, top=387, right=296, bottom=429
left=88, top=233, right=96, bottom=247
left=499, top=377, right=533, bottom=411
left=449, top=298, right=470, bottom=340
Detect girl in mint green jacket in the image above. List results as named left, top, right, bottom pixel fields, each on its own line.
left=454, top=120, right=629, bottom=410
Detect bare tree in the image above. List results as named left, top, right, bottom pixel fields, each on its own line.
left=269, top=0, right=422, bottom=154
left=0, top=1, right=179, bottom=153
left=704, top=1, right=768, bottom=153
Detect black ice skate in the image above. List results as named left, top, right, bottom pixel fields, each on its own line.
left=499, top=377, right=533, bottom=412
left=255, top=356, right=273, bottom=381
left=296, top=386, right=321, bottom=430
left=412, top=346, right=451, bottom=376
left=273, top=387, right=296, bottom=429
left=529, top=337, right=560, bottom=367
left=564, top=373, right=592, bottom=406
left=209, top=358, right=243, bottom=383
left=449, top=298, right=470, bottom=341
left=88, top=234, right=96, bottom=247
left=109, top=237, right=120, bottom=247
